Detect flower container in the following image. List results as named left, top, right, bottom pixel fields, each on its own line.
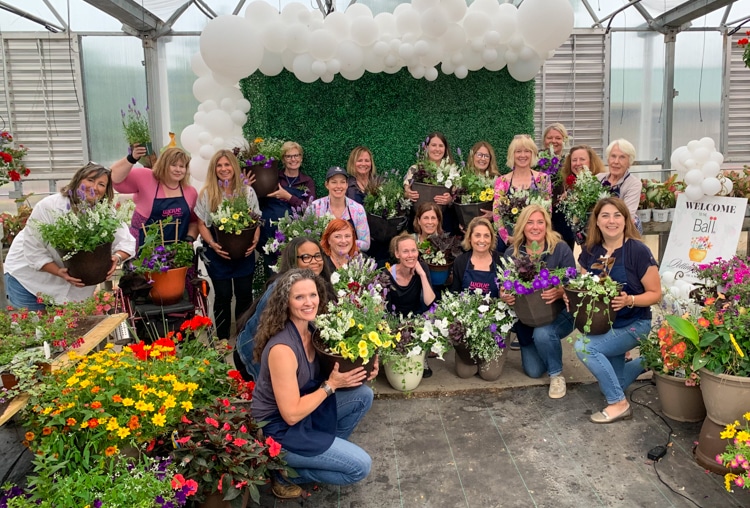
left=635, top=209, right=652, bottom=224
left=312, top=331, right=376, bottom=378
left=129, top=143, right=154, bottom=167
left=35, top=361, right=52, bottom=376
left=411, top=182, right=449, bottom=209
left=58, top=242, right=113, bottom=287
left=653, top=373, right=706, bottom=422
left=564, top=288, right=617, bottom=335
left=214, top=225, right=258, bottom=261
left=652, top=209, right=669, bottom=222
left=453, top=344, right=478, bottom=378
left=427, top=262, right=452, bottom=286
left=694, top=418, right=746, bottom=475
left=478, top=354, right=507, bottom=381
left=244, top=160, right=279, bottom=198
left=666, top=208, right=675, bottom=221
left=383, top=350, right=426, bottom=392
left=148, top=266, right=188, bottom=305
left=512, top=290, right=564, bottom=328
left=698, top=368, right=750, bottom=427
left=198, top=490, right=249, bottom=508
left=1, top=372, right=18, bottom=390
left=688, top=248, right=707, bottom=262
left=367, top=213, right=407, bottom=244
left=455, top=202, right=492, bottom=229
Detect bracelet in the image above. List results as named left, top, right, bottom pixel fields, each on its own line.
left=113, top=253, right=124, bottom=264
left=184, top=235, right=195, bottom=243
left=126, top=153, right=138, bottom=164
left=320, top=382, right=334, bottom=397
left=628, top=295, right=635, bottom=309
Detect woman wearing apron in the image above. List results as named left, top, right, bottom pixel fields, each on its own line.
left=500, top=205, right=576, bottom=397
left=319, top=219, right=359, bottom=272
left=111, top=146, right=198, bottom=249
left=251, top=269, right=376, bottom=498
left=195, top=150, right=261, bottom=340
left=573, top=197, right=661, bottom=423
left=450, top=216, right=506, bottom=297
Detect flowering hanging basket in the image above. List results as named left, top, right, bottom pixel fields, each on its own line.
left=455, top=201, right=492, bottom=229
left=512, top=290, right=564, bottom=328
left=564, top=287, right=616, bottom=335
left=148, top=266, right=188, bottom=305
left=366, top=213, right=407, bottom=244
left=58, top=241, right=113, bottom=287
left=412, top=182, right=449, bottom=208
left=312, top=330, right=376, bottom=377
left=244, top=160, right=279, bottom=198
left=214, top=225, right=258, bottom=261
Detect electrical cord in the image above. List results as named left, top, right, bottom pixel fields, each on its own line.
left=630, top=382, right=704, bottom=508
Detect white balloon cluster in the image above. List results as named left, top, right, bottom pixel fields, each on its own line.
left=179, top=53, right=252, bottom=182
left=198, top=0, right=573, bottom=84
left=670, top=137, right=731, bottom=201
left=660, top=271, right=701, bottom=315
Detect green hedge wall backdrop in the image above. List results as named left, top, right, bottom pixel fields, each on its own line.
left=240, top=68, right=535, bottom=195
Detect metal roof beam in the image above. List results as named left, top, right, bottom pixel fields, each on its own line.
left=82, top=0, right=163, bottom=33
left=653, top=0, right=735, bottom=31
left=0, top=1, right=64, bottom=32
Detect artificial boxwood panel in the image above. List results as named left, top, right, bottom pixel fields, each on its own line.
left=240, top=68, right=535, bottom=194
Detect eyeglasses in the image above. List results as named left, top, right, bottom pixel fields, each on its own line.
left=475, top=153, right=491, bottom=160
left=284, top=154, right=302, bottom=160
left=297, top=253, right=323, bottom=263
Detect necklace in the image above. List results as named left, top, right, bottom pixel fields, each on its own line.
left=285, top=174, right=299, bottom=188
left=163, top=181, right=180, bottom=190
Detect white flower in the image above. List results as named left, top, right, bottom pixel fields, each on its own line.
left=330, top=272, right=340, bottom=285
left=592, top=275, right=600, bottom=283
left=478, top=304, right=489, bottom=314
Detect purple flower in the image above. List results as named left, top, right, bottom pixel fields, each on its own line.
left=539, top=268, right=549, bottom=279
left=94, top=501, right=103, bottom=508
left=160, top=266, right=169, bottom=272
left=274, top=230, right=286, bottom=242
left=457, top=147, right=462, bottom=157
left=489, top=323, right=498, bottom=333
left=532, top=279, right=543, bottom=290
left=494, top=334, right=506, bottom=348
left=566, top=267, right=577, bottom=278
left=550, top=275, right=560, bottom=286
left=503, top=280, right=513, bottom=291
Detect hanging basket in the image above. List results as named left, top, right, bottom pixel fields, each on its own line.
left=411, top=182, right=449, bottom=209
left=564, top=287, right=617, bottom=335
left=148, top=266, right=189, bottom=305
left=244, top=160, right=279, bottom=198
left=427, top=261, right=452, bottom=286
left=59, top=242, right=113, bottom=287
left=214, top=225, right=258, bottom=261
left=366, top=213, right=407, bottom=244
left=455, top=202, right=492, bottom=229
left=512, top=290, right=564, bottom=328
left=312, top=330, right=376, bottom=378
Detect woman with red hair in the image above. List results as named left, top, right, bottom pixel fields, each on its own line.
left=320, top=219, right=359, bottom=271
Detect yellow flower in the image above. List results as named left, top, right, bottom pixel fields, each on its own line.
left=479, top=191, right=487, bottom=202
left=254, top=137, right=263, bottom=143
left=162, top=374, right=177, bottom=382
left=736, top=430, right=750, bottom=442
left=181, top=400, right=193, bottom=411
left=220, top=217, right=228, bottom=224
left=721, top=420, right=741, bottom=439
left=151, top=413, right=166, bottom=427
left=368, top=331, right=382, bottom=347
left=135, top=400, right=149, bottom=411
left=80, top=420, right=89, bottom=429
left=358, top=324, right=364, bottom=330
left=744, top=412, right=750, bottom=421
left=106, top=418, right=119, bottom=431
left=164, top=396, right=177, bottom=409
left=358, top=340, right=368, bottom=358
left=122, top=397, right=135, bottom=407
left=725, top=473, right=738, bottom=492
left=66, top=375, right=80, bottom=387
left=232, top=213, right=240, bottom=220
left=117, top=427, right=131, bottom=439
left=730, top=334, right=744, bottom=357
left=42, top=407, right=53, bottom=415
left=511, top=207, right=519, bottom=215
left=348, top=318, right=356, bottom=328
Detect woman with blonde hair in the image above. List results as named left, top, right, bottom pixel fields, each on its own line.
left=195, top=149, right=261, bottom=339
left=542, top=123, right=569, bottom=158
left=345, top=146, right=377, bottom=205
left=500, top=205, right=575, bottom=399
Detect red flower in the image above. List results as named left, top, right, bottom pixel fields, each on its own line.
left=566, top=174, right=577, bottom=187
left=739, top=37, right=749, bottom=46
left=22, top=168, right=30, bottom=177
left=233, top=438, right=248, bottom=446
left=228, top=370, right=243, bottom=381
left=0, top=152, right=12, bottom=163
left=184, top=479, right=198, bottom=496
left=180, top=415, right=193, bottom=424
left=171, top=474, right=186, bottom=490
left=129, top=341, right=150, bottom=361
left=8, top=170, right=20, bottom=181
left=152, top=337, right=176, bottom=356
left=265, top=436, right=281, bottom=457
left=179, top=315, right=213, bottom=332
left=205, top=417, right=219, bottom=428
left=225, top=433, right=233, bottom=442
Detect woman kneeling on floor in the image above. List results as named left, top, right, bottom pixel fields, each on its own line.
left=251, top=269, right=376, bottom=498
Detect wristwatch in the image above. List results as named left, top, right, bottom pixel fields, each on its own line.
left=320, top=382, right=334, bottom=397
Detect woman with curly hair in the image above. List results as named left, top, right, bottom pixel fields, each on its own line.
left=251, top=269, right=376, bottom=498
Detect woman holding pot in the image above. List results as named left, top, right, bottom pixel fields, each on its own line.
left=111, top=146, right=198, bottom=249
left=320, top=219, right=360, bottom=272
left=403, top=132, right=454, bottom=206
left=309, top=166, right=370, bottom=252
left=5, top=162, right=135, bottom=309
left=252, top=269, right=376, bottom=497
left=573, top=197, right=661, bottom=423
left=412, top=202, right=444, bottom=244
left=260, top=141, right=317, bottom=270
left=450, top=217, right=506, bottom=296
left=195, top=149, right=261, bottom=340
left=500, top=205, right=575, bottom=399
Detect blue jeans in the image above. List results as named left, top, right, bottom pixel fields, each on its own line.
left=574, top=319, right=651, bottom=404
left=5, top=273, right=46, bottom=311
left=284, top=384, right=373, bottom=486
left=520, top=311, right=574, bottom=378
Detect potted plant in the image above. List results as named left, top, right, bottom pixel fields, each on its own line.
left=727, top=166, right=750, bottom=216
left=647, top=175, right=681, bottom=222
left=556, top=167, right=612, bottom=245
left=637, top=181, right=655, bottom=224
left=410, top=142, right=462, bottom=208
left=492, top=177, right=552, bottom=243
left=497, top=247, right=569, bottom=328
left=0, top=195, right=32, bottom=246
left=737, top=33, right=749, bottom=70
left=262, top=204, right=333, bottom=272
left=233, top=136, right=285, bottom=198
left=417, top=232, right=463, bottom=286
left=535, top=147, right=564, bottom=178
left=432, top=289, right=516, bottom=381
left=363, top=170, right=411, bottom=244
left=172, top=397, right=292, bottom=507
left=564, top=259, right=621, bottom=336
left=210, top=184, right=263, bottom=261
left=0, top=130, right=30, bottom=186
left=691, top=256, right=750, bottom=305
left=716, top=411, right=750, bottom=491
left=128, top=218, right=196, bottom=305
left=121, top=98, right=152, bottom=164
left=453, top=170, right=495, bottom=228
left=35, top=198, right=133, bottom=286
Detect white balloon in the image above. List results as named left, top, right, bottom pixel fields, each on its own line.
left=327, top=59, right=341, bottom=74
left=351, top=17, right=379, bottom=47
left=412, top=0, right=438, bottom=12
left=484, top=31, right=501, bottom=47
left=505, top=49, right=518, bottom=64
left=454, top=65, right=468, bottom=79
left=421, top=7, right=449, bottom=38
left=701, top=177, right=721, bottom=196
left=410, top=65, right=426, bottom=79
left=470, top=38, right=484, bottom=53
left=684, top=184, right=704, bottom=201
left=212, top=71, right=238, bottom=87
left=180, top=124, right=203, bottom=153
left=442, top=0, right=467, bottom=22
left=200, top=16, right=262, bottom=81
left=699, top=137, right=716, bottom=150
left=710, top=151, right=725, bottom=165
left=399, top=43, right=415, bottom=60
left=262, top=21, right=288, bottom=53
left=337, top=40, right=364, bottom=73
left=684, top=158, right=698, bottom=170
left=395, top=7, right=421, bottom=37
left=484, top=46, right=508, bottom=71
left=244, top=1, right=278, bottom=26
left=281, top=49, right=296, bottom=72
left=443, top=23, right=466, bottom=52
left=374, top=12, right=397, bottom=36
left=192, top=76, right=216, bottom=102
left=519, top=45, right=538, bottom=61
left=517, top=0, right=574, bottom=54
left=470, top=0, right=501, bottom=15
left=259, top=51, right=284, bottom=76
left=424, top=66, right=438, bottom=81
left=201, top=99, right=217, bottom=112
left=687, top=139, right=700, bottom=152
left=451, top=52, right=463, bottom=65
left=384, top=54, right=399, bottom=67
left=286, top=23, right=310, bottom=54
left=363, top=49, right=385, bottom=73
left=280, top=3, right=308, bottom=24
left=463, top=12, right=490, bottom=36
left=324, top=12, right=351, bottom=41
left=670, top=146, right=689, bottom=169
left=462, top=47, right=484, bottom=71
left=321, top=72, right=335, bottom=83
left=220, top=98, right=234, bottom=112
left=345, top=4, right=373, bottom=18
left=311, top=60, right=327, bottom=77
left=230, top=110, right=246, bottom=126
left=203, top=109, right=234, bottom=136
left=507, top=52, right=543, bottom=81
left=693, top=147, right=710, bottom=164
left=441, top=61, right=455, bottom=74
left=212, top=137, right=225, bottom=150
left=197, top=131, right=211, bottom=145
left=190, top=156, right=209, bottom=183
left=292, top=54, right=317, bottom=83
left=340, top=65, right=365, bottom=80
left=482, top=48, right=498, bottom=63
left=509, top=34, right=524, bottom=51
left=661, top=270, right=676, bottom=284
left=415, top=40, right=430, bottom=56
left=668, top=286, right=681, bottom=298
left=684, top=169, right=705, bottom=186
left=701, top=160, right=721, bottom=178
left=309, top=29, right=337, bottom=60
left=199, top=144, right=214, bottom=160
left=194, top=110, right=207, bottom=124
left=190, top=53, right=211, bottom=77
left=421, top=38, right=443, bottom=67
left=494, top=4, right=518, bottom=44
left=373, top=41, right=389, bottom=57
left=237, top=98, right=251, bottom=114
left=719, top=176, right=734, bottom=196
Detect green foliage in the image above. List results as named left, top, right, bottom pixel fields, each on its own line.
left=121, top=98, right=151, bottom=145
left=241, top=69, right=535, bottom=195
left=129, top=218, right=195, bottom=274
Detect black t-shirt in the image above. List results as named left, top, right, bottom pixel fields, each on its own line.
left=386, top=260, right=433, bottom=316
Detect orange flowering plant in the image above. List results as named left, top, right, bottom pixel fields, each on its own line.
left=23, top=317, right=230, bottom=476
left=639, top=313, right=701, bottom=385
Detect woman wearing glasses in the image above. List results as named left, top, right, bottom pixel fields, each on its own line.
left=259, top=141, right=317, bottom=270
left=5, top=162, right=135, bottom=310
left=466, top=141, right=500, bottom=177
left=233, top=236, right=334, bottom=380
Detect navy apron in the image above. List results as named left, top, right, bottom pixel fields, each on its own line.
left=138, top=183, right=191, bottom=248
left=461, top=255, right=499, bottom=298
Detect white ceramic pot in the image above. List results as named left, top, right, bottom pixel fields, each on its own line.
left=636, top=209, right=652, bottom=223
left=652, top=209, right=670, bottom=222
left=666, top=208, right=675, bottom=221
left=383, top=350, right=426, bottom=392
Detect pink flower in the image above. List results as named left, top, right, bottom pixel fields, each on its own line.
left=222, top=422, right=230, bottom=431
left=205, top=417, right=219, bottom=428
left=184, top=479, right=198, bottom=496
left=240, top=424, right=247, bottom=433
left=266, top=437, right=281, bottom=457
left=233, top=438, right=248, bottom=446
left=171, top=474, right=186, bottom=489
left=716, top=454, right=724, bottom=464
left=225, top=433, right=233, bottom=442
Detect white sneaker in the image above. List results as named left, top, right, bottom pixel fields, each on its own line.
left=549, top=375, right=566, bottom=399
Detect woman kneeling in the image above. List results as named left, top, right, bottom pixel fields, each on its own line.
left=251, top=269, right=377, bottom=497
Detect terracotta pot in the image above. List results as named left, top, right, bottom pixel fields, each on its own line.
left=148, top=266, right=189, bottom=305
left=564, top=288, right=617, bottom=335
left=383, top=350, right=426, bottom=392
left=427, top=262, right=452, bottom=286
left=653, top=373, right=706, bottom=423
left=214, top=226, right=258, bottom=261
left=35, top=362, right=52, bottom=376
left=59, top=242, right=113, bottom=286
left=244, top=160, right=279, bottom=198
left=199, top=490, right=249, bottom=508
left=1, top=372, right=18, bottom=390
left=312, top=331, right=376, bottom=378
left=455, top=202, right=492, bottom=229
left=694, top=418, right=746, bottom=475
left=367, top=213, right=407, bottom=244
left=512, top=290, right=564, bottom=328
left=411, top=182, right=449, bottom=209
left=699, top=368, right=750, bottom=427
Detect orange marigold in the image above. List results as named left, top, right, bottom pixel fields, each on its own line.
left=25, top=432, right=34, bottom=441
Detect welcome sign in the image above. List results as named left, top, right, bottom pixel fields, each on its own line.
left=659, top=194, right=747, bottom=283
